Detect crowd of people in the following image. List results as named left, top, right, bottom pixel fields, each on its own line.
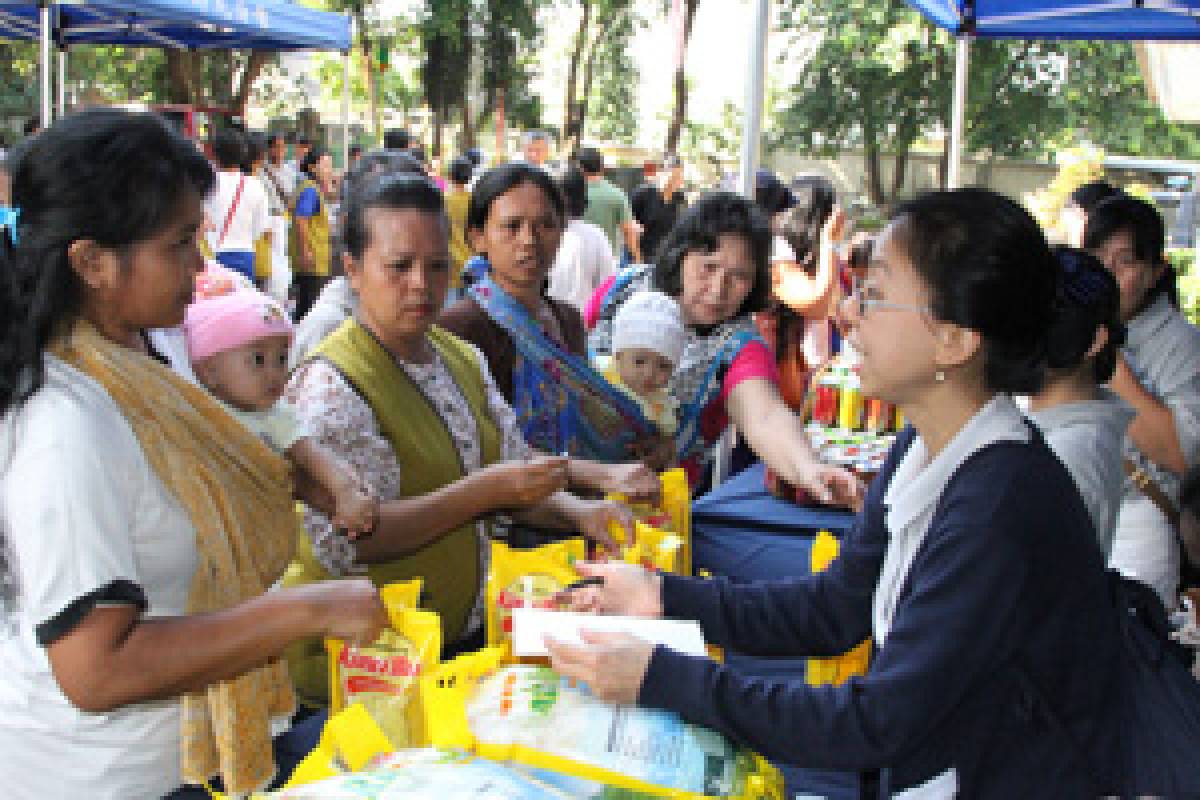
left=0, top=108, right=1197, bottom=798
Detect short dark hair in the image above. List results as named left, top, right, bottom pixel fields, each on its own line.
left=294, top=135, right=312, bottom=148
left=349, top=144, right=363, bottom=158
left=653, top=191, right=773, bottom=317
left=22, top=116, right=40, bottom=136
left=448, top=156, right=474, bottom=186
left=1068, top=180, right=1122, bottom=213
left=777, top=174, right=835, bottom=271
left=1046, top=246, right=1124, bottom=383
left=576, top=146, right=604, bottom=176
left=334, top=148, right=426, bottom=272
left=341, top=173, right=444, bottom=260
left=209, top=128, right=245, bottom=170
left=558, top=167, right=588, bottom=219
left=266, top=132, right=286, bottom=149
left=0, top=109, right=214, bottom=413
left=467, top=162, right=565, bottom=232
left=383, top=129, right=412, bottom=151
left=1083, top=193, right=1177, bottom=310
left=242, top=131, right=267, bottom=173
left=891, top=188, right=1058, bottom=394
left=300, top=145, right=329, bottom=181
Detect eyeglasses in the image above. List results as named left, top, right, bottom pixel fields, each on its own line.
left=849, top=280, right=931, bottom=318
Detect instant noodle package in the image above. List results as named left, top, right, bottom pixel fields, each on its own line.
left=487, top=539, right=587, bottom=651
left=325, top=580, right=439, bottom=750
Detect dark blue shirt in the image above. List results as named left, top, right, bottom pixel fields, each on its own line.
left=639, top=427, right=1124, bottom=797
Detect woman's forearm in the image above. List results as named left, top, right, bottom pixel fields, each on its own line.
left=353, top=472, right=497, bottom=563
left=48, top=593, right=321, bottom=713
left=1111, top=359, right=1189, bottom=475
left=727, top=378, right=818, bottom=486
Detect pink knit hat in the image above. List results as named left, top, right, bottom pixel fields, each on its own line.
left=185, top=288, right=294, bottom=362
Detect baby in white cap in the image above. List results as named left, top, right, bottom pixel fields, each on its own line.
left=602, top=290, right=686, bottom=437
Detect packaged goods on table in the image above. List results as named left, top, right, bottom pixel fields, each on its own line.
left=607, top=468, right=692, bottom=575
left=488, top=540, right=587, bottom=650
left=325, top=580, right=439, bottom=750
left=264, top=747, right=573, bottom=799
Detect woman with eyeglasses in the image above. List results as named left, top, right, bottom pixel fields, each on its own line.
left=546, top=188, right=1125, bottom=797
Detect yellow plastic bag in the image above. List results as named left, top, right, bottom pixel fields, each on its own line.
left=486, top=539, right=585, bottom=649
left=326, top=595, right=441, bottom=750
left=622, top=522, right=684, bottom=574
left=804, top=531, right=871, bottom=686
left=607, top=468, right=692, bottom=574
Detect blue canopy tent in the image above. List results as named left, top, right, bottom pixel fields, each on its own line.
left=905, top=0, right=1200, bottom=186
left=0, top=0, right=352, bottom=160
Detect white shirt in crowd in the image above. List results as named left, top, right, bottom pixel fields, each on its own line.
left=1111, top=294, right=1200, bottom=607
left=872, top=393, right=1032, bottom=800
left=0, top=356, right=197, bottom=799
left=548, top=218, right=616, bottom=313
left=205, top=169, right=269, bottom=254
left=1025, top=390, right=1133, bottom=559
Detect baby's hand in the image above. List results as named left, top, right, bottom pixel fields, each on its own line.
left=332, top=484, right=379, bottom=540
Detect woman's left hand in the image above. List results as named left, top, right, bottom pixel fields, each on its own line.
left=544, top=630, right=655, bottom=705
left=603, top=462, right=662, bottom=503
left=569, top=498, right=634, bottom=553
left=797, top=458, right=865, bottom=512
left=627, top=434, right=676, bottom=473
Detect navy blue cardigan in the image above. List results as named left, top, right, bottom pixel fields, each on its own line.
left=639, top=427, right=1125, bottom=797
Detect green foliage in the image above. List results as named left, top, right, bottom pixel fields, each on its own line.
left=774, top=0, right=1200, bottom=207
left=583, top=6, right=643, bottom=144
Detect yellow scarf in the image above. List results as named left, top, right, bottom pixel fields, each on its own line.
left=51, top=320, right=297, bottom=795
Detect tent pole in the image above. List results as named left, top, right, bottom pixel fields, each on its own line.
left=948, top=33, right=970, bottom=190
left=57, top=47, right=67, bottom=118
left=342, top=47, right=351, bottom=170
left=39, top=2, right=52, bottom=128
left=737, top=0, right=770, bottom=198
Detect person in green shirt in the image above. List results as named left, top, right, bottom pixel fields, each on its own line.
left=578, top=146, right=642, bottom=264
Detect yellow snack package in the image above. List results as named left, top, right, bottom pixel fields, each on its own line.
left=635, top=522, right=684, bottom=574
left=487, top=539, right=585, bottom=649
left=607, top=468, right=692, bottom=574
left=326, top=605, right=442, bottom=750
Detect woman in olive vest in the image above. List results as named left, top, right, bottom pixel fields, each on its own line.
left=282, top=174, right=630, bottom=706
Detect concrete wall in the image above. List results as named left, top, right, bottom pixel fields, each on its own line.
left=765, top=149, right=1059, bottom=207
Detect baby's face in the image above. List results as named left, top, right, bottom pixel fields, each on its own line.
left=195, top=334, right=292, bottom=413
left=614, top=348, right=675, bottom=397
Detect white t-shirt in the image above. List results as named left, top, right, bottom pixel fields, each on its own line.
left=548, top=218, right=616, bottom=312
left=0, top=356, right=198, bottom=799
left=205, top=170, right=270, bottom=254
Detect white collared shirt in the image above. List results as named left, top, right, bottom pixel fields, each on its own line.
left=873, top=394, right=1031, bottom=799
left=873, top=394, right=1031, bottom=648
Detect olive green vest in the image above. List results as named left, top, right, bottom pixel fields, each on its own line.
left=281, top=319, right=501, bottom=706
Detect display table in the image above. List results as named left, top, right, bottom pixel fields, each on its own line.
left=694, top=463, right=863, bottom=800
left=693, top=463, right=856, bottom=581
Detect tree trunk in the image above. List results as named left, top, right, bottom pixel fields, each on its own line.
left=865, top=143, right=885, bottom=208
left=232, top=50, right=271, bottom=117
left=664, top=0, right=700, bottom=155
left=357, top=11, right=380, bottom=144
left=165, top=50, right=195, bottom=104
left=890, top=146, right=909, bottom=200
left=432, top=107, right=444, bottom=158
left=572, top=11, right=617, bottom=149
left=564, top=1, right=592, bottom=141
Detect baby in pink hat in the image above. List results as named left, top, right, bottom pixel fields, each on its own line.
left=185, top=288, right=377, bottom=537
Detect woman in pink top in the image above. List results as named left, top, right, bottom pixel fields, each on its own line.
left=587, top=191, right=860, bottom=506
